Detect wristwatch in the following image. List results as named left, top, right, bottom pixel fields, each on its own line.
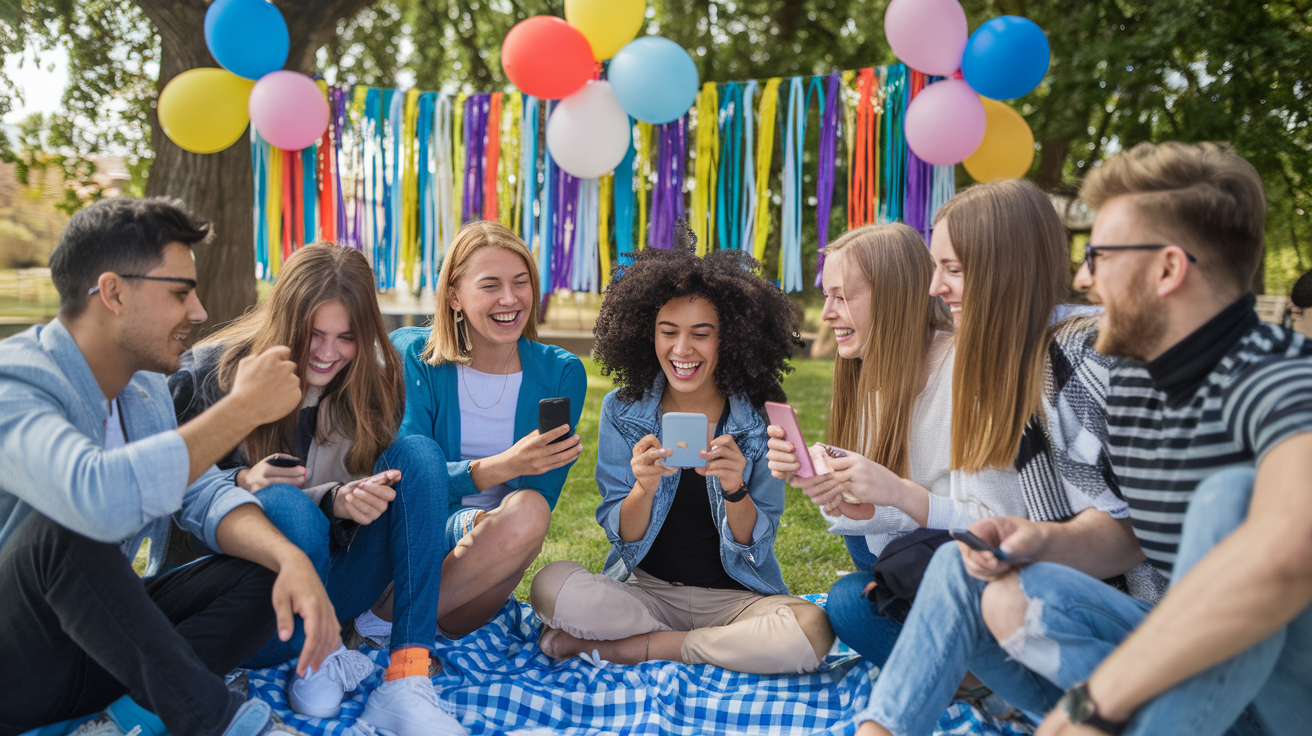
left=721, top=486, right=749, bottom=502
left=1058, top=682, right=1127, bottom=736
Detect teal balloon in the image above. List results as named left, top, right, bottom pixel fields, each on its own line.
left=607, top=37, right=700, bottom=125
left=205, top=0, right=290, bottom=81
left=961, top=16, right=1050, bottom=100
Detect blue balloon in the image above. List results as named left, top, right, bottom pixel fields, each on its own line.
left=607, top=37, right=700, bottom=125
left=961, top=16, right=1050, bottom=100
left=205, top=0, right=290, bottom=81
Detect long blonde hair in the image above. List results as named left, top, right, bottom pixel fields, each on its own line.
left=936, top=180, right=1068, bottom=473
left=423, top=221, right=541, bottom=366
left=826, top=224, right=952, bottom=478
left=198, top=243, right=403, bottom=475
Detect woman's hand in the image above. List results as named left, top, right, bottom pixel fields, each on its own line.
left=825, top=452, right=907, bottom=508
left=696, top=435, right=747, bottom=493
left=332, top=469, right=401, bottom=525
left=765, top=425, right=802, bottom=479
left=239, top=455, right=306, bottom=492
left=507, top=424, right=584, bottom=476
left=631, top=434, right=676, bottom=495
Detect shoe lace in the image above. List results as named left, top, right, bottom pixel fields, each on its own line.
left=397, top=675, right=444, bottom=709
left=317, top=649, right=375, bottom=691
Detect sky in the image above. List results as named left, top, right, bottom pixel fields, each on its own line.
left=3, top=45, right=70, bottom=128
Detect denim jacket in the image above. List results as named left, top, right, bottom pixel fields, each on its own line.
left=595, top=376, right=788, bottom=596
left=0, top=320, right=260, bottom=576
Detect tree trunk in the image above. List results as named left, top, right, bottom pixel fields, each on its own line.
left=135, top=0, right=374, bottom=337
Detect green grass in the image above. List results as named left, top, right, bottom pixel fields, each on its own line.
left=513, top=357, right=848, bottom=601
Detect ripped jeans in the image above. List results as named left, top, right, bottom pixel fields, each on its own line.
left=857, top=467, right=1312, bottom=736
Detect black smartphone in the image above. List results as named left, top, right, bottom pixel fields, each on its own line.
left=265, top=454, right=304, bottom=468
left=949, top=529, right=1029, bottom=564
left=538, top=397, right=572, bottom=443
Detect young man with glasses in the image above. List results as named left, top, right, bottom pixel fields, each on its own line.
left=0, top=197, right=339, bottom=736
left=855, top=142, right=1312, bottom=736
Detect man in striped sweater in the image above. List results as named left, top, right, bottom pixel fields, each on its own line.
left=856, top=142, right=1312, bottom=736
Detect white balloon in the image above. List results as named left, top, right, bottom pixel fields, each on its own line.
left=547, top=80, right=632, bottom=179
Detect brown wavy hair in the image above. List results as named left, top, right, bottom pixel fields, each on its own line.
left=198, top=243, right=403, bottom=475
left=936, top=179, right=1068, bottom=473
left=825, top=224, right=952, bottom=478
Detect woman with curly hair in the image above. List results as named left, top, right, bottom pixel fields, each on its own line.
left=528, top=236, right=835, bottom=675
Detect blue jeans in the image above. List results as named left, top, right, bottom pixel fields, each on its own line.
left=246, top=435, right=451, bottom=666
left=861, top=467, right=1312, bottom=736
left=826, top=564, right=904, bottom=669
left=844, top=535, right=879, bottom=571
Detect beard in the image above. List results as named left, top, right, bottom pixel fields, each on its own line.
left=1094, top=272, right=1168, bottom=362
left=118, top=319, right=184, bottom=376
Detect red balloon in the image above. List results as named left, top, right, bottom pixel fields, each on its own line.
left=502, top=16, right=595, bottom=100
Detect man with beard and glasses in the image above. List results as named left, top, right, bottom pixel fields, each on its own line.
left=855, top=142, right=1312, bottom=736
left=0, top=197, right=338, bottom=736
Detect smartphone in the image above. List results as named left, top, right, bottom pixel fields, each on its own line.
left=538, top=397, right=572, bottom=444
left=810, top=444, right=862, bottom=504
left=764, top=401, right=816, bottom=478
left=265, top=454, right=304, bottom=468
left=949, top=529, right=1030, bottom=564
left=661, top=412, right=708, bottom=468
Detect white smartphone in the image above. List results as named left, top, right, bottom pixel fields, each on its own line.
left=661, top=412, right=708, bottom=468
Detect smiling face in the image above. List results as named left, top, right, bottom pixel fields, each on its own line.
left=928, top=220, right=964, bottom=326
left=116, top=242, right=206, bottom=375
left=820, top=249, right=873, bottom=360
left=1077, top=197, right=1170, bottom=361
left=304, top=300, right=358, bottom=388
left=449, top=246, right=534, bottom=352
left=655, top=296, right=721, bottom=399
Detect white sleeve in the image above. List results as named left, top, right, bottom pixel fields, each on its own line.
left=925, top=467, right=1029, bottom=529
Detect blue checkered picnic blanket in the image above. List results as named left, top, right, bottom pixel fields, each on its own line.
left=245, top=595, right=1034, bottom=736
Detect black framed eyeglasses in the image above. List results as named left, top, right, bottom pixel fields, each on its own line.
left=1082, top=244, right=1197, bottom=276
left=88, top=274, right=199, bottom=296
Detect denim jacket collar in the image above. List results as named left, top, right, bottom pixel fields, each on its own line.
left=606, top=374, right=768, bottom=457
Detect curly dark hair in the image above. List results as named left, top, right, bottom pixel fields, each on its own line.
left=593, top=247, right=804, bottom=407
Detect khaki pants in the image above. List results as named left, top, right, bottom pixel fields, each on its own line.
left=529, top=560, right=834, bottom=675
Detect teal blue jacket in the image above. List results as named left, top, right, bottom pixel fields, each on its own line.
left=391, top=327, right=587, bottom=512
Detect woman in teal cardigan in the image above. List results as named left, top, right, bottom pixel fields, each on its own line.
left=390, top=221, right=586, bottom=637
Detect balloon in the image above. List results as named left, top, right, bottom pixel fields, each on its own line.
left=547, top=81, right=632, bottom=179
left=904, top=78, right=985, bottom=166
left=204, top=0, right=290, bottom=81
left=248, top=71, right=329, bottom=151
left=502, top=16, right=596, bottom=100
left=565, top=0, right=646, bottom=61
left=964, top=98, right=1036, bottom=182
left=883, top=0, right=969, bottom=76
left=158, top=69, right=255, bottom=154
left=962, top=16, right=1050, bottom=100
left=607, top=37, right=699, bottom=125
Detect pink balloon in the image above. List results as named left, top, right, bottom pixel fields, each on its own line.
left=248, top=71, right=329, bottom=151
left=884, top=0, right=969, bottom=76
left=904, top=78, right=986, bottom=165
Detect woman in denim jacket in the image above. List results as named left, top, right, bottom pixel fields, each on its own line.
left=529, top=238, right=835, bottom=674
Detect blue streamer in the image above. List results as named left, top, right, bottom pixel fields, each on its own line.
left=614, top=123, right=636, bottom=266
left=520, top=95, right=539, bottom=247
left=780, top=77, right=807, bottom=293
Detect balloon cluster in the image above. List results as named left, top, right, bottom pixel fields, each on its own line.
left=158, top=0, right=329, bottom=154
left=885, top=0, right=1047, bottom=181
left=501, top=0, right=698, bottom=180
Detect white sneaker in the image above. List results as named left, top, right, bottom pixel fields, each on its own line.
left=289, top=646, right=376, bottom=719
left=359, top=675, right=467, bottom=736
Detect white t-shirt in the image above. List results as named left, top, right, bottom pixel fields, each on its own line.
left=822, top=338, right=1026, bottom=556
left=105, top=398, right=126, bottom=450
left=457, top=365, right=523, bottom=510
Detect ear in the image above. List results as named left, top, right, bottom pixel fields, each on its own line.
left=1156, top=247, right=1192, bottom=299
left=95, top=273, right=126, bottom=316
left=447, top=286, right=461, bottom=313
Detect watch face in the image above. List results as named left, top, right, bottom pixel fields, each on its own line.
left=1063, top=688, right=1096, bottom=723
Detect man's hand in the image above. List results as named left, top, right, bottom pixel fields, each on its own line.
left=696, top=435, right=747, bottom=493
left=959, top=516, right=1047, bottom=581
left=240, top=454, right=307, bottom=492
left=332, top=469, right=401, bottom=525
left=271, top=553, right=338, bottom=676
left=228, top=346, right=302, bottom=426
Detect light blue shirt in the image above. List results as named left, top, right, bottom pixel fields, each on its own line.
left=0, top=320, right=259, bottom=574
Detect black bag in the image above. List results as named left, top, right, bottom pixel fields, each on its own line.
left=867, top=529, right=954, bottom=625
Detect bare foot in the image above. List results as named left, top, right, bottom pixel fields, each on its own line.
left=539, top=627, right=588, bottom=660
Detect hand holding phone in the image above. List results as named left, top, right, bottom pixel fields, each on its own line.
left=764, top=402, right=816, bottom=478
left=265, top=454, right=304, bottom=468
left=538, top=397, right=572, bottom=444
left=810, top=444, right=862, bottom=505
left=662, top=412, right=708, bottom=468
left=949, top=529, right=1031, bottom=564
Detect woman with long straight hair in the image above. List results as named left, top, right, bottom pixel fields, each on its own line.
left=171, top=243, right=463, bottom=735
left=389, top=220, right=586, bottom=638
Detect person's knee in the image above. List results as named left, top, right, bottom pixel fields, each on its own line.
left=789, top=600, right=836, bottom=664
left=502, top=490, right=552, bottom=556
left=826, top=572, right=874, bottom=633
left=981, top=571, right=1029, bottom=642
left=254, top=485, right=329, bottom=567
left=529, top=560, right=585, bottom=622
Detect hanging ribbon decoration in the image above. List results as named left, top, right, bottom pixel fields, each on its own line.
left=739, top=80, right=759, bottom=252
left=649, top=116, right=688, bottom=250
left=814, top=73, right=841, bottom=287
left=690, top=82, right=719, bottom=255
left=903, top=72, right=934, bottom=242
left=714, top=82, right=742, bottom=252
left=751, top=78, right=782, bottom=263
left=779, top=76, right=807, bottom=293
left=613, top=132, right=636, bottom=268
left=635, top=121, right=654, bottom=252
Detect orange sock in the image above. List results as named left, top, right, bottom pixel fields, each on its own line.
left=385, top=647, right=430, bottom=681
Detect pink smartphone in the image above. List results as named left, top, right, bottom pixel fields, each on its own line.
left=764, top=401, right=816, bottom=478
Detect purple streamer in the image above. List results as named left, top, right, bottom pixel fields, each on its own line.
left=814, top=73, right=841, bottom=286
left=552, top=172, right=581, bottom=291
left=463, top=95, right=490, bottom=223
left=648, top=116, right=688, bottom=249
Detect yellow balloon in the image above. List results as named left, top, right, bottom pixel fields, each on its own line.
left=158, top=68, right=255, bottom=154
left=964, top=97, right=1035, bottom=182
left=565, top=0, right=646, bottom=61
